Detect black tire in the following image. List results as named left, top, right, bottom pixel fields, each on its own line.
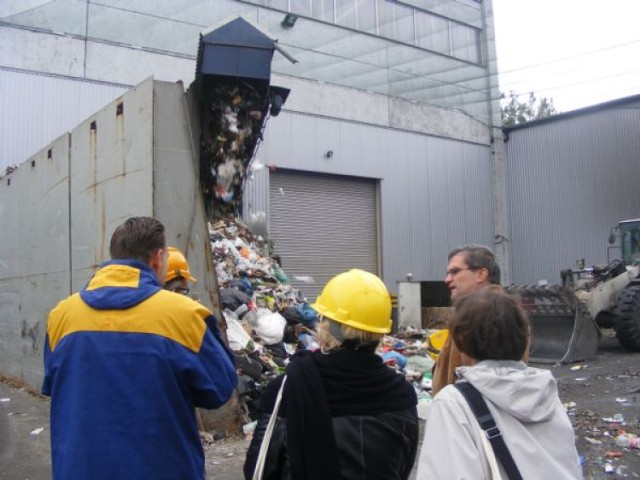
left=613, top=284, right=640, bottom=351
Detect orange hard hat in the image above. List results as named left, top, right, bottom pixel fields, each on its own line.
left=165, top=246, right=197, bottom=283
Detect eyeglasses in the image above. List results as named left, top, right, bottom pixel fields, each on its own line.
left=445, top=267, right=479, bottom=277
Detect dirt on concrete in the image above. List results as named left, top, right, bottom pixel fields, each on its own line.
left=542, top=330, right=640, bottom=479
left=3, top=332, right=640, bottom=479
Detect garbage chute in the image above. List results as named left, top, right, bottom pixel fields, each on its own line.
left=193, top=16, right=293, bottom=219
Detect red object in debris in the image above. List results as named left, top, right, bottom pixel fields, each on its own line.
left=605, top=451, right=623, bottom=458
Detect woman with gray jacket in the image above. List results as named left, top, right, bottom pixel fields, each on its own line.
left=418, top=289, right=582, bottom=479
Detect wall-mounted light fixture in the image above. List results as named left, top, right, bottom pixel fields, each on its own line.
left=281, top=14, right=298, bottom=28
left=324, top=150, right=334, bottom=159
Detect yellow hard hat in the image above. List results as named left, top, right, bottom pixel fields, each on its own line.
left=426, top=329, right=449, bottom=361
left=165, top=246, right=197, bottom=283
left=311, top=269, right=392, bottom=334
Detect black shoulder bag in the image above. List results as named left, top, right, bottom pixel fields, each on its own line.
left=454, top=382, right=524, bottom=480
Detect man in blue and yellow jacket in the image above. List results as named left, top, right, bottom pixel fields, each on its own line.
left=42, top=217, right=237, bottom=480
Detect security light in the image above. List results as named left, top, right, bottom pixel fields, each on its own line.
left=281, top=14, right=298, bottom=28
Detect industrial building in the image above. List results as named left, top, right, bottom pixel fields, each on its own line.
left=1, top=0, right=639, bottom=296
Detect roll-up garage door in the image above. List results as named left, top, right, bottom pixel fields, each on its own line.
left=269, top=170, right=379, bottom=302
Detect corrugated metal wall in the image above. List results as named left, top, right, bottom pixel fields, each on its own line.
left=248, top=112, right=495, bottom=293
left=0, top=68, right=129, bottom=169
left=506, top=101, right=640, bottom=285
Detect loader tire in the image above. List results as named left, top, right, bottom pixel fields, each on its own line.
left=613, top=284, right=640, bottom=351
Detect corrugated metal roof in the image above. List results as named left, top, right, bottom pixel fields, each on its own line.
left=503, top=94, right=640, bottom=132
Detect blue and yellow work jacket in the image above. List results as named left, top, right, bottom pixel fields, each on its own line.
left=42, top=259, right=237, bottom=480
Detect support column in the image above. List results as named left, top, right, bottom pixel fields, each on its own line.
left=481, top=0, right=511, bottom=284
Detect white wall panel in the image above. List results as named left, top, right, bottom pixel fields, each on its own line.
left=85, top=42, right=195, bottom=86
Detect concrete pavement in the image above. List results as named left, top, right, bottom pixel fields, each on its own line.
left=0, top=378, right=421, bottom=480
left=0, top=380, right=51, bottom=479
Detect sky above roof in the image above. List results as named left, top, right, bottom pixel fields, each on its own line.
left=493, top=0, right=640, bottom=113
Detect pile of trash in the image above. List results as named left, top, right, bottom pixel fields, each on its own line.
left=208, top=216, right=443, bottom=428
left=379, top=327, right=449, bottom=419
left=209, top=216, right=318, bottom=420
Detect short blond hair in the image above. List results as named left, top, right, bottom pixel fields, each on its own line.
left=315, top=317, right=384, bottom=354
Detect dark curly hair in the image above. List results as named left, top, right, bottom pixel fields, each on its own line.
left=450, top=289, right=529, bottom=361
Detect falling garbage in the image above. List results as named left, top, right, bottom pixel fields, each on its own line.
left=188, top=17, right=301, bottom=423
left=193, top=16, right=292, bottom=219
left=208, top=216, right=318, bottom=418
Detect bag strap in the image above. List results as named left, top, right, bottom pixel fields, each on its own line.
left=454, top=382, right=523, bottom=480
left=253, top=375, right=287, bottom=480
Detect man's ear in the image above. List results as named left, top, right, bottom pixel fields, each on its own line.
left=149, top=248, right=163, bottom=274
left=476, top=267, right=490, bottom=284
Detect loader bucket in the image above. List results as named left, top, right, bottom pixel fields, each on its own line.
left=528, top=302, right=600, bottom=364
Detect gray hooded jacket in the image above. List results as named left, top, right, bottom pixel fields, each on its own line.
left=417, top=360, right=582, bottom=479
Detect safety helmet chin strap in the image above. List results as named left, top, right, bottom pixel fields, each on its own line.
left=327, top=318, right=378, bottom=352
left=328, top=318, right=346, bottom=343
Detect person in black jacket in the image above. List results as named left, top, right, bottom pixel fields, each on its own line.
left=244, top=269, right=418, bottom=480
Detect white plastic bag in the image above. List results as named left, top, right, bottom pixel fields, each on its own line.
left=255, top=312, right=287, bottom=345
left=224, top=310, right=253, bottom=352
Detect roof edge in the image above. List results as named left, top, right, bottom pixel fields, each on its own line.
left=502, top=92, right=640, bottom=132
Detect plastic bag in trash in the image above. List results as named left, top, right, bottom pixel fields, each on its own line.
left=296, top=303, right=318, bottom=328
left=405, top=354, right=435, bottom=374
left=224, top=310, right=254, bottom=352
left=227, top=277, right=253, bottom=295
left=381, top=350, right=407, bottom=369
left=220, top=288, right=251, bottom=311
left=299, top=332, right=319, bottom=351
left=255, top=312, right=287, bottom=345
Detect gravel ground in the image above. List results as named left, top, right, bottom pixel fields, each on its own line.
left=3, top=331, right=640, bottom=479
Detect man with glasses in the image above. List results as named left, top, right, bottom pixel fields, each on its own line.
left=431, top=244, right=502, bottom=396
